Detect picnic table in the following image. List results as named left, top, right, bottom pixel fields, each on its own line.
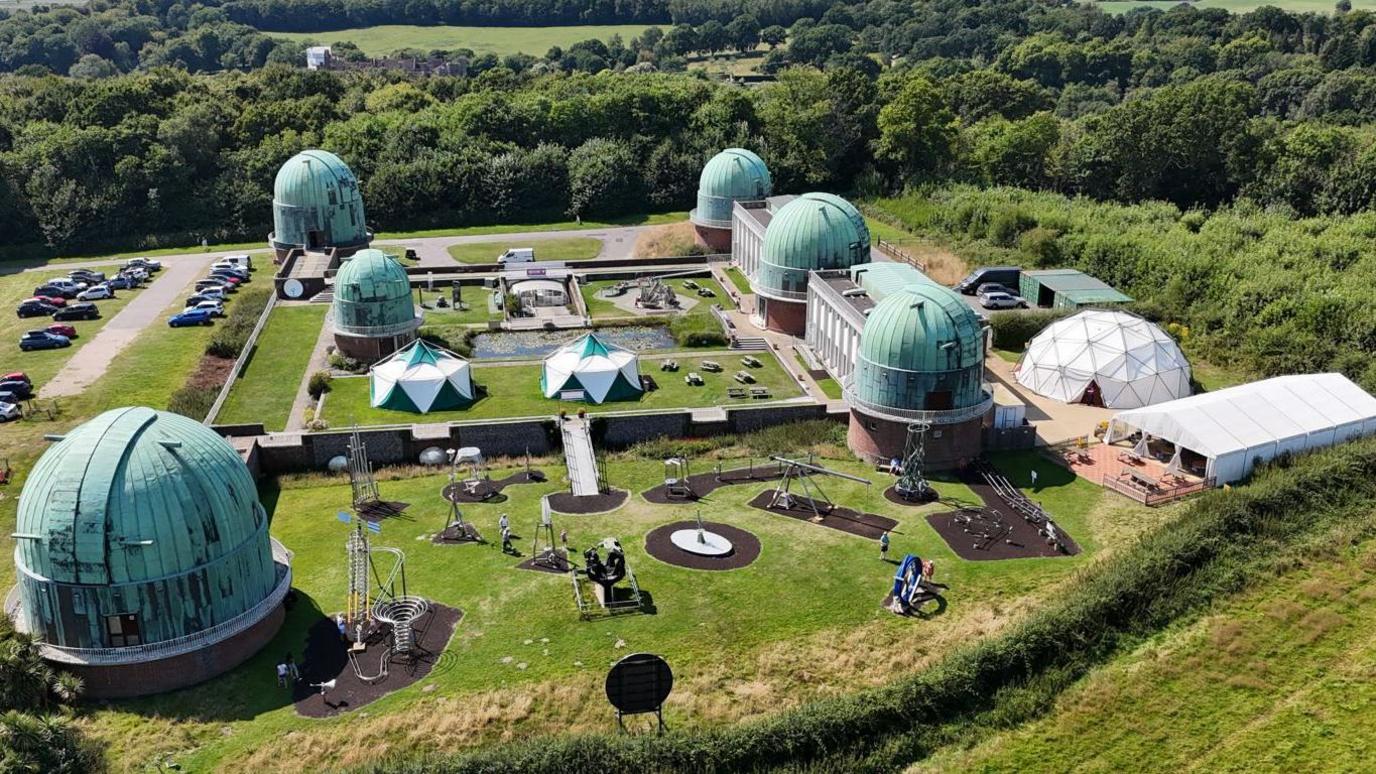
left=741, top=355, right=762, bottom=368
left=685, top=372, right=703, bottom=386
left=727, top=387, right=747, bottom=399
left=750, top=387, right=771, bottom=399
left=660, top=359, right=679, bottom=371
left=696, top=287, right=715, bottom=297
left=734, top=370, right=756, bottom=384
left=1123, top=468, right=1159, bottom=490
left=701, top=360, right=723, bottom=372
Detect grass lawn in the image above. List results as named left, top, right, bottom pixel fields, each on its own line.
left=792, top=351, right=843, bottom=399
left=447, top=237, right=602, bottom=264
left=267, top=24, right=656, bottom=57
left=991, top=347, right=1022, bottom=363
left=78, top=442, right=1147, bottom=771
left=375, top=211, right=687, bottom=241
left=1098, top=0, right=1374, bottom=11
left=1189, top=355, right=1252, bottom=393
left=579, top=277, right=726, bottom=320
left=215, top=305, right=330, bottom=431
left=415, top=288, right=502, bottom=326
left=321, top=349, right=801, bottom=426
left=723, top=265, right=753, bottom=295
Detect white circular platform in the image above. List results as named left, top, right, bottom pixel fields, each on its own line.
left=670, top=528, right=734, bottom=556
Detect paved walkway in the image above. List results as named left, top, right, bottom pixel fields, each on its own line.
left=42, top=256, right=215, bottom=398
left=560, top=417, right=600, bottom=496
left=984, top=355, right=1114, bottom=446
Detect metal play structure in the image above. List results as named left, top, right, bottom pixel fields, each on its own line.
left=894, top=421, right=936, bottom=502
left=530, top=496, right=566, bottom=571
left=448, top=446, right=487, bottom=496
left=347, top=428, right=381, bottom=511
left=977, top=460, right=1069, bottom=554
left=663, top=457, right=693, bottom=499
left=340, top=514, right=429, bottom=683
left=766, top=455, right=872, bottom=520
left=888, top=554, right=940, bottom=615
left=572, top=538, right=642, bottom=620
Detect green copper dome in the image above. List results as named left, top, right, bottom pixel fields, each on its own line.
left=753, top=193, right=870, bottom=299
left=14, top=407, right=279, bottom=650
left=853, top=284, right=986, bottom=413
left=333, top=249, right=420, bottom=336
left=271, top=149, right=370, bottom=251
left=692, top=148, right=772, bottom=226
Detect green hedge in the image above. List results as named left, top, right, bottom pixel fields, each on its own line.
left=988, top=308, right=1069, bottom=352
left=361, top=438, right=1376, bottom=773
left=206, top=288, right=272, bottom=359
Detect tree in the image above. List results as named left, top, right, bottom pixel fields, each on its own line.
left=725, top=15, right=761, bottom=54
left=966, top=113, right=1061, bottom=188
left=787, top=23, right=852, bottom=67
left=567, top=137, right=642, bottom=217
left=0, top=711, right=105, bottom=773
left=873, top=75, right=957, bottom=182
left=68, top=54, right=118, bottom=79
left=697, top=21, right=727, bottom=56
left=760, top=25, right=787, bottom=49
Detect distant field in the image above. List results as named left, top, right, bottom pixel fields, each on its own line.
left=1095, top=0, right=1373, bottom=12
left=268, top=24, right=655, bottom=57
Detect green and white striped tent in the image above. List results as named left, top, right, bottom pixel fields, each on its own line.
left=540, top=333, right=643, bottom=404
left=370, top=339, right=474, bottom=413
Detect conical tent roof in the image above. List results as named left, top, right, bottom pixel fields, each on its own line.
left=541, top=333, right=643, bottom=404
left=370, top=339, right=473, bottom=413
left=1015, top=310, right=1191, bottom=409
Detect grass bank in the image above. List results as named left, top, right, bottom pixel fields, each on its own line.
left=216, top=304, right=330, bottom=430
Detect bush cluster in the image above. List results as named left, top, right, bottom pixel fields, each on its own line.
left=167, top=385, right=219, bottom=420
left=987, top=308, right=1069, bottom=352
left=205, top=289, right=272, bottom=359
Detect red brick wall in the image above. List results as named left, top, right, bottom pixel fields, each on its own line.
left=762, top=298, right=807, bottom=336
left=693, top=224, right=732, bottom=252
left=847, top=410, right=984, bottom=469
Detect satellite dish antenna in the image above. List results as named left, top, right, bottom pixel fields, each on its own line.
left=604, top=652, right=673, bottom=734
left=283, top=278, right=305, bottom=299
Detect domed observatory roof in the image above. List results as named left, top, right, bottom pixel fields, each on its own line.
left=271, top=149, right=370, bottom=252
left=371, top=339, right=474, bottom=413
left=1016, top=310, right=1191, bottom=409
left=541, top=333, right=643, bottom=404
left=12, top=407, right=287, bottom=655
left=691, top=148, right=772, bottom=227
left=850, top=284, right=989, bottom=419
left=753, top=192, right=870, bottom=300
left=332, top=249, right=421, bottom=337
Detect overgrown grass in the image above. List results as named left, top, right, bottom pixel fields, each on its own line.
left=446, top=237, right=602, bottom=264
left=216, top=304, right=330, bottom=430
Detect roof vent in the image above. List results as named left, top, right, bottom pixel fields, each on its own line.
left=159, top=440, right=183, bottom=450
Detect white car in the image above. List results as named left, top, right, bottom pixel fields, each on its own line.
left=0, top=402, right=20, bottom=422
left=220, top=254, right=252, bottom=269
left=193, top=300, right=225, bottom=317
left=77, top=285, right=114, bottom=301
left=979, top=291, right=1028, bottom=310
left=196, top=287, right=228, bottom=301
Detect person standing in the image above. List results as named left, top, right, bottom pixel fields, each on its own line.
left=276, top=661, right=288, bottom=688
left=879, top=530, right=891, bottom=561
left=1030, top=469, right=1039, bottom=489
left=501, top=525, right=513, bottom=555
left=498, top=513, right=510, bottom=534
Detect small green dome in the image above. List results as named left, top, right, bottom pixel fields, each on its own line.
left=692, top=149, right=772, bottom=225
left=15, top=407, right=278, bottom=649
left=272, top=149, right=370, bottom=251
left=853, top=284, right=986, bottom=413
left=753, top=193, right=870, bottom=299
left=333, top=249, right=419, bottom=335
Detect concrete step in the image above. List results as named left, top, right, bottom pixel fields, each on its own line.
left=730, top=337, right=769, bottom=351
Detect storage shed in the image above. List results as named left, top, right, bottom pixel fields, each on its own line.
left=1019, top=269, right=1132, bottom=310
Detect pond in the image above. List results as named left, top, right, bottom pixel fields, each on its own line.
left=470, top=325, right=677, bottom=360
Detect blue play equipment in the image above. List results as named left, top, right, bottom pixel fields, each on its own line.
left=890, top=554, right=927, bottom=613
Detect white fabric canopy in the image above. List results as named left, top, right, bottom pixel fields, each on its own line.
left=1016, top=310, right=1191, bottom=409
left=370, top=339, right=473, bottom=412
left=541, top=333, right=642, bottom=403
left=1104, top=373, right=1376, bottom=483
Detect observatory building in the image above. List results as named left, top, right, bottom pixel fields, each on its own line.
left=690, top=148, right=772, bottom=251
left=332, top=249, right=422, bottom=363
left=8, top=407, right=292, bottom=698
left=845, top=283, right=992, bottom=467
left=736, top=192, right=871, bottom=335
left=269, top=149, right=371, bottom=260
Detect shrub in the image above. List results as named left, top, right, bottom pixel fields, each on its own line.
left=1018, top=226, right=1061, bottom=267
left=327, top=352, right=365, bottom=372
left=167, top=385, right=218, bottom=420
left=205, top=288, right=271, bottom=359
left=988, top=308, right=1069, bottom=351
left=307, top=370, right=332, bottom=399
left=987, top=206, right=1035, bottom=247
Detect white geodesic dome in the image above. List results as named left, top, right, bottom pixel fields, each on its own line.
left=1015, top=310, right=1191, bottom=409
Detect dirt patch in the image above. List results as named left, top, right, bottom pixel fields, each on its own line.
left=547, top=489, right=629, bottom=515
left=186, top=354, right=236, bottom=390
left=441, top=471, right=546, bottom=505
left=644, top=521, right=762, bottom=571
left=641, top=464, right=797, bottom=504
left=431, top=522, right=485, bottom=546
left=293, top=603, right=463, bottom=718
left=746, top=490, right=897, bottom=540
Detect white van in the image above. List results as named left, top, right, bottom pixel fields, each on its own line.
left=497, top=248, right=534, bottom=264
left=220, top=254, right=253, bottom=269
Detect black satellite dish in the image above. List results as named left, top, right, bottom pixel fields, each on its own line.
left=605, top=652, right=673, bottom=733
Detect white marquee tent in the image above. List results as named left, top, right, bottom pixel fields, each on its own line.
left=541, top=333, right=643, bottom=404
left=1104, top=373, right=1376, bottom=484
left=1016, top=310, right=1191, bottom=409
left=370, top=339, right=474, bottom=413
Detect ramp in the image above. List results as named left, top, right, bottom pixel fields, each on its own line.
left=562, top=418, right=600, bottom=496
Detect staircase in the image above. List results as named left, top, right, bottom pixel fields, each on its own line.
left=730, top=336, right=769, bottom=351
left=561, top=418, right=600, bottom=496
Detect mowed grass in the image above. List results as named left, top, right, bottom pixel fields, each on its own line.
left=723, top=265, right=753, bottom=295
left=80, top=447, right=1131, bottom=771
left=579, top=277, right=726, bottom=319
left=926, top=537, right=1376, bottom=772
left=0, top=263, right=137, bottom=389
left=1097, top=0, right=1374, bottom=11
left=267, top=24, right=656, bottom=57
left=321, top=349, right=802, bottom=426
left=216, top=304, right=330, bottom=431
left=415, top=288, right=503, bottom=326
left=446, top=236, right=602, bottom=264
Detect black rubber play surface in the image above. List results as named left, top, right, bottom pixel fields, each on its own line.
left=546, top=489, right=629, bottom=514
left=746, top=491, right=897, bottom=540
left=641, top=464, right=801, bottom=504
left=442, top=470, right=546, bottom=504
left=644, top=521, right=761, bottom=570
left=925, top=469, right=1080, bottom=561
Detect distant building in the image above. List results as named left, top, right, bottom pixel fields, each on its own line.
left=306, top=45, right=332, bottom=70
left=306, top=45, right=468, bottom=77
left=1019, top=269, right=1132, bottom=310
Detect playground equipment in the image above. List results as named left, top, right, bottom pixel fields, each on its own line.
left=767, top=455, right=872, bottom=520
left=638, top=277, right=677, bottom=309
left=438, top=489, right=483, bottom=543
left=448, top=446, right=486, bottom=496
left=327, top=455, right=348, bottom=473
left=573, top=538, right=642, bottom=618
left=339, top=514, right=427, bottom=682
left=347, top=428, right=381, bottom=511
left=888, top=554, right=938, bottom=615
left=893, top=421, right=937, bottom=502
left=953, top=507, right=1011, bottom=551
left=530, top=497, right=566, bottom=570
left=669, top=510, right=733, bottom=557
left=976, top=460, right=1070, bottom=553
left=663, top=457, right=693, bottom=500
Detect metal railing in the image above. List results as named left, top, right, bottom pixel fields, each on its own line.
left=842, top=379, right=995, bottom=425
left=688, top=208, right=733, bottom=229
left=10, top=540, right=293, bottom=666
left=336, top=311, right=424, bottom=338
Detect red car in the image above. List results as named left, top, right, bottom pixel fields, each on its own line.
left=45, top=323, right=77, bottom=338
left=29, top=295, right=66, bottom=308
left=2, top=372, right=29, bottom=385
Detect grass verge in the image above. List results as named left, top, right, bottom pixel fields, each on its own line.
left=446, top=237, right=601, bottom=264
left=216, top=304, right=330, bottom=430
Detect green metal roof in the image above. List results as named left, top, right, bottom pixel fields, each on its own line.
left=754, top=193, right=871, bottom=297
left=694, top=149, right=772, bottom=224
left=333, top=249, right=418, bottom=334
left=272, top=149, right=370, bottom=251
left=850, top=263, right=938, bottom=303
left=1021, top=269, right=1133, bottom=305
left=853, top=283, right=987, bottom=412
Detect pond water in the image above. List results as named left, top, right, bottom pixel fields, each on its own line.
left=470, top=325, right=676, bottom=360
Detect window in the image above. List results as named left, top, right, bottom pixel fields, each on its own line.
left=105, top=613, right=141, bottom=647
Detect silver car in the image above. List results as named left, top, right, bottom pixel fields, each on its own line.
left=979, top=291, right=1028, bottom=310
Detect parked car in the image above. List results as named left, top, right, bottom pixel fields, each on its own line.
left=44, top=278, right=86, bottom=293
left=2, top=372, right=31, bottom=386
left=0, top=402, right=20, bottom=422
left=195, top=279, right=235, bottom=294
left=125, top=257, right=162, bottom=271
left=218, top=254, right=252, bottom=269
left=978, top=291, right=1028, bottom=310
left=16, top=300, right=57, bottom=318
left=956, top=266, right=1022, bottom=295
left=106, top=275, right=139, bottom=290
left=191, top=300, right=225, bottom=317
left=69, top=269, right=105, bottom=283
left=76, top=285, right=115, bottom=301
left=31, top=294, right=67, bottom=307
left=195, top=287, right=228, bottom=300
left=976, top=282, right=1015, bottom=296
left=0, top=379, right=33, bottom=400
left=45, top=323, right=76, bottom=339
left=211, top=260, right=250, bottom=276
left=33, top=284, right=76, bottom=299
left=208, top=271, right=243, bottom=285
left=53, top=303, right=100, bottom=321
left=169, top=308, right=214, bottom=327
left=19, top=330, right=71, bottom=351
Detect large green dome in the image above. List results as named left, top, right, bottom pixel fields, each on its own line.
left=852, top=284, right=987, bottom=413
left=271, top=149, right=370, bottom=251
left=332, top=249, right=419, bottom=335
left=753, top=192, right=870, bottom=299
left=692, top=148, right=772, bottom=226
left=14, top=407, right=279, bottom=649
